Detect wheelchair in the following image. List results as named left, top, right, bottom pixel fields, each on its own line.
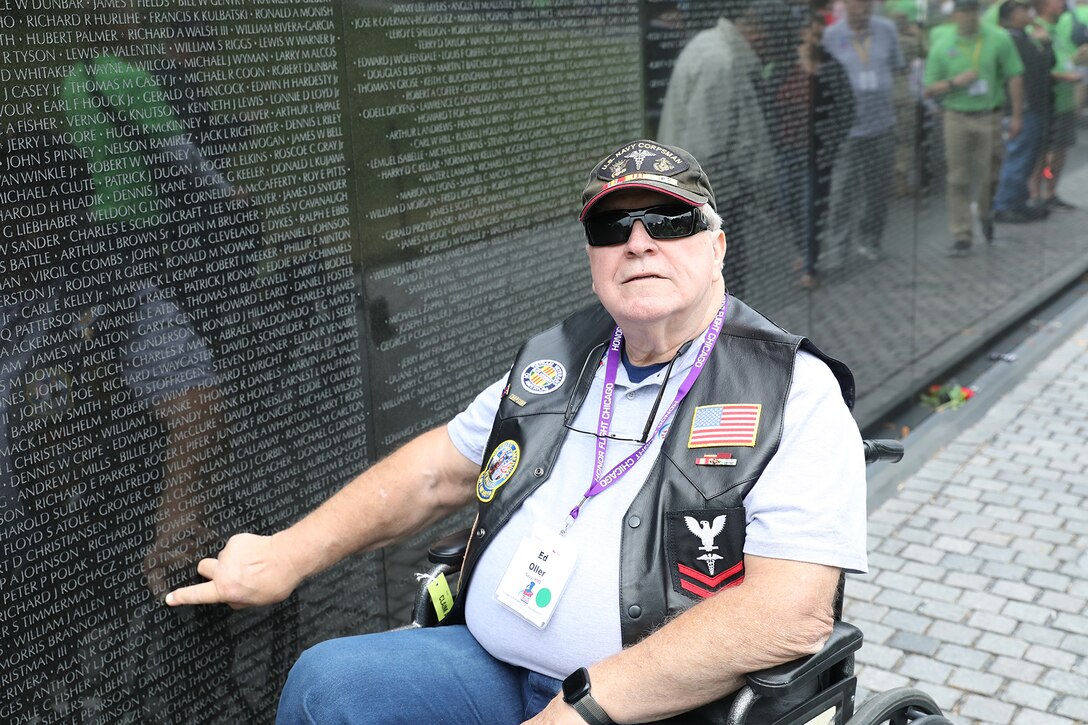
left=408, top=440, right=955, bottom=725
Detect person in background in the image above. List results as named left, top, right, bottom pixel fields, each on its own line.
left=658, top=0, right=781, bottom=296
left=1031, top=0, right=1082, bottom=211
left=823, top=0, right=906, bottom=264
left=775, top=11, right=855, bottom=287
left=0, top=128, right=231, bottom=722
left=993, top=0, right=1054, bottom=223
left=924, top=0, right=1024, bottom=256
left=1053, top=0, right=1088, bottom=117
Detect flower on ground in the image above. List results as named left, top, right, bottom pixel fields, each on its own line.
left=920, top=383, right=975, bottom=412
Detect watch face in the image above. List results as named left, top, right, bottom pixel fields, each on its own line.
left=562, top=667, right=591, bottom=702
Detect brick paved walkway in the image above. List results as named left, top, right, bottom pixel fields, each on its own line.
left=848, top=318, right=1088, bottom=724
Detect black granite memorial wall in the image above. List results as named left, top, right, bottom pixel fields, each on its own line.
left=2, top=0, right=1087, bottom=721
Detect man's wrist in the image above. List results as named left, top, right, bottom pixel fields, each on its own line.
left=562, top=667, right=614, bottom=725
left=270, top=529, right=314, bottom=584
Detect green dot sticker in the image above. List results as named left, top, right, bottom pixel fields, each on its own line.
left=535, top=588, right=552, bottom=608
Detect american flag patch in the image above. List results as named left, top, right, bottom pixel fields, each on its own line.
left=687, top=404, right=762, bottom=448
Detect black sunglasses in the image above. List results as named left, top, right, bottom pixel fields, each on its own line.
left=583, top=204, right=711, bottom=247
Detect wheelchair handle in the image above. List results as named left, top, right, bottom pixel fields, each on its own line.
left=428, top=527, right=472, bottom=565
left=862, top=439, right=904, bottom=464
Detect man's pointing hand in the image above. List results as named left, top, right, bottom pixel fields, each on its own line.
left=165, top=532, right=304, bottom=609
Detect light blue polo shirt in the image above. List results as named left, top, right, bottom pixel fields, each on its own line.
left=823, top=15, right=907, bottom=137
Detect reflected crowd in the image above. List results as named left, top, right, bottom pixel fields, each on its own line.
left=2, top=1, right=363, bottom=721
left=654, top=0, right=1088, bottom=287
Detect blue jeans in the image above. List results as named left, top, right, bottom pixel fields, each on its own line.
left=993, top=110, right=1045, bottom=213
left=776, top=148, right=833, bottom=275
left=276, top=625, right=563, bottom=724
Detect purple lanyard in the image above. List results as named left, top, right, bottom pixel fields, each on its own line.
left=561, top=299, right=727, bottom=534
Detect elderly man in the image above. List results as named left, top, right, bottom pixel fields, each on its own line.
left=168, top=140, right=867, bottom=725
left=924, top=0, right=1024, bottom=256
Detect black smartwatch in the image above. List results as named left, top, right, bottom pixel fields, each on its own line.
left=562, top=667, right=614, bottom=725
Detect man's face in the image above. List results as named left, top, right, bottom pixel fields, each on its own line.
left=954, top=8, right=980, bottom=34
left=1009, top=5, right=1031, bottom=28
left=804, top=18, right=826, bottom=46
left=738, top=20, right=769, bottom=60
left=585, top=189, right=726, bottom=329
left=845, top=0, right=873, bottom=26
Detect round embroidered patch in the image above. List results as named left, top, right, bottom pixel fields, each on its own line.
left=477, top=440, right=520, bottom=503
left=520, top=359, right=566, bottom=395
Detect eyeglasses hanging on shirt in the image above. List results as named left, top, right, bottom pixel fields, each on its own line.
left=561, top=340, right=691, bottom=444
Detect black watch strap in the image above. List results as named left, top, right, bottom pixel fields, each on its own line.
left=563, top=668, right=613, bottom=725
left=570, top=695, right=613, bottom=725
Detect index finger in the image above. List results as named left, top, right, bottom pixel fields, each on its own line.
left=166, top=581, right=225, bottom=607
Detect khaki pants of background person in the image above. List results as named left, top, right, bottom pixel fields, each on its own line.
left=942, top=109, right=1003, bottom=242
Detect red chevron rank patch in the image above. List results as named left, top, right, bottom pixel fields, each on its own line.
left=677, top=561, right=745, bottom=598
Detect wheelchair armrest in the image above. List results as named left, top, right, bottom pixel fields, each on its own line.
left=428, top=527, right=471, bottom=566
left=745, top=621, right=863, bottom=699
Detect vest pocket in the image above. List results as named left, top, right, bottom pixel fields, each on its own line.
left=665, top=508, right=746, bottom=601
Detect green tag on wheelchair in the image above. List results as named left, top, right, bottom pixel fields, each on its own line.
left=428, top=573, right=454, bottom=622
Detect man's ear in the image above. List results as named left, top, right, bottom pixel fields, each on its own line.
left=711, top=230, right=727, bottom=279
left=586, top=244, right=598, bottom=295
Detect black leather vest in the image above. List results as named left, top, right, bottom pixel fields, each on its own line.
left=453, top=297, right=853, bottom=723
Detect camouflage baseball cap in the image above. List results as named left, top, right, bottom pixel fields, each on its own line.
left=579, top=140, right=716, bottom=220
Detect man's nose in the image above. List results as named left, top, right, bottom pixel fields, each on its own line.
left=624, top=220, right=657, bottom=253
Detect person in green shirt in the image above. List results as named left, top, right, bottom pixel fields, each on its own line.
left=924, top=0, right=1024, bottom=255
left=886, top=0, right=922, bottom=25
left=929, top=21, right=957, bottom=46
left=1053, top=0, right=1088, bottom=43
left=931, top=0, right=1009, bottom=62
left=1032, top=0, right=1082, bottom=210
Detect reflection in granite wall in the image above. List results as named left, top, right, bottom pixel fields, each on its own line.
left=2, top=0, right=1088, bottom=721
left=0, top=1, right=371, bottom=721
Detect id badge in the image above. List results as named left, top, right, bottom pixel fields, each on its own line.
left=495, top=522, right=577, bottom=629
left=967, top=78, right=988, bottom=96
left=858, top=69, right=878, bottom=91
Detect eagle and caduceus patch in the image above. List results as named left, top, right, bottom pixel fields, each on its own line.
left=666, top=509, right=746, bottom=600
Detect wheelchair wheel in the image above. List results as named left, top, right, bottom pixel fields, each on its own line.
left=845, top=687, right=952, bottom=725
